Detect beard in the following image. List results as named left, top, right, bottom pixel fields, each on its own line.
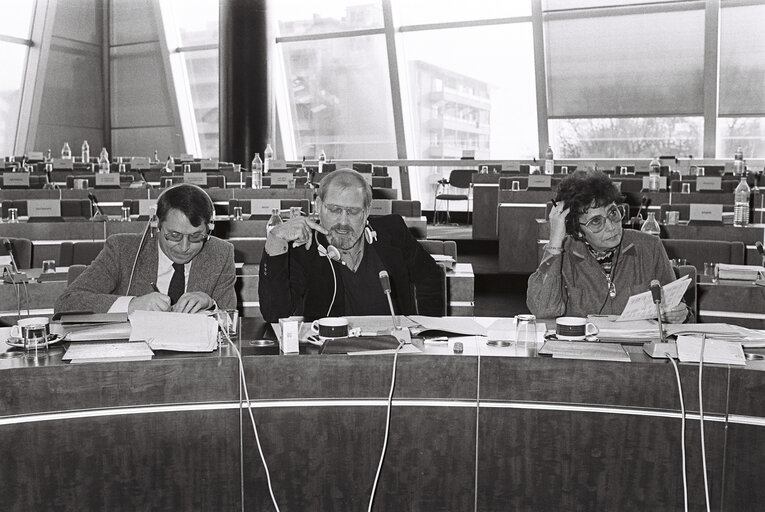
left=327, top=223, right=363, bottom=250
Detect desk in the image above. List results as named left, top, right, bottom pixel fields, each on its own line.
left=2, top=317, right=764, bottom=510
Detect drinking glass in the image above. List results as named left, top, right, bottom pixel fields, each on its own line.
left=681, top=183, right=691, bottom=194
left=697, top=166, right=705, bottom=176
left=8, top=208, right=19, bottom=223
left=233, top=206, right=243, bottom=221
left=511, top=181, right=521, bottom=191
left=515, top=314, right=538, bottom=356
left=183, top=164, right=191, bottom=173
left=42, top=260, right=56, bottom=274
left=121, top=206, right=131, bottom=222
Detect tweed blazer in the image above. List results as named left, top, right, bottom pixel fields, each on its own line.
left=526, top=229, right=676, bottom=318
left=258, top=215, right=445, bottom=323
left=54, top=232, right=236, bottom=313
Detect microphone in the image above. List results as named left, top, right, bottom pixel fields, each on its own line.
left=2, top=238, right=28, bottom=283
left=379, top=271, right=410, bottom=344
left=88, top=192, right=107, bottom=221
left=650, top=279, right=666, bottom=343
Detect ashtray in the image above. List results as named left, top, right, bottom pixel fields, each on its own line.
left=249, top=339, right=276, bottom=347
left=6, top=333, right=63, bottom=349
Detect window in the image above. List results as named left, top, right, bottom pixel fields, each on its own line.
left=718, top=1, right=765, bottom=157
left=394, top=0, right=530, bottom=25
left=275, top=0, right=384, bottom=37
left=0, top=0, right=35, bottom=155
left=159, top=0, right=219, bottom=158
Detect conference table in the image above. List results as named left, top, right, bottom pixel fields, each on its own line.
left=2, top=316, right=764, bottom=510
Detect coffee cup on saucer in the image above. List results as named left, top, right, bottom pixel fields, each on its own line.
left=555, top=317, right=598, bottom=340
left=310, top=317, right=349, bottom=341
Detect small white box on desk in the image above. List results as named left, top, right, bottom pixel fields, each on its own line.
left=279, top=317, right=301, bottom=354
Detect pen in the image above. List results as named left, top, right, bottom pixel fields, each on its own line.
left=550, top=198, right=557, bottom=207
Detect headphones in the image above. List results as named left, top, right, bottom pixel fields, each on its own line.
left=315, top=222, right=377, bottom=265
left=150, top=183, right=215, bottom=236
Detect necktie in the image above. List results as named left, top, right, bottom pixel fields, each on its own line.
left=167, top=262, right=185, bottom=305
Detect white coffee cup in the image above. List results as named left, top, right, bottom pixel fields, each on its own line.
left=11, top=317, right=50, bottom=345
left=555, top=317, right=598, bottom=340
left=310, top=317, right=349, bottom=340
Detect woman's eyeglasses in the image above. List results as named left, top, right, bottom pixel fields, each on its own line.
left=162, top=229, right=209, bottom=243
left=580, top=205, right=625, bottom=233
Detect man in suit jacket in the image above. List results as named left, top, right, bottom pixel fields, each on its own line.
left=259, top=168, right=444, bottom=322
left=55, top=184, right=236, bottom=314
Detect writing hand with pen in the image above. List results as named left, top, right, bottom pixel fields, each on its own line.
left=127, top=284, right=214, bottom=314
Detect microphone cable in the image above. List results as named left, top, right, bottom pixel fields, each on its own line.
left=219, top=328, right=281, bottom=512
left=665, top=352, right=688, bottom=512
left=698, top=334, right=711, bottom=512
left=315, top=231, right=339, bottom=317
left=367, top=337, right=405, bottom=512
left=125, top=218, right=154, bottom=297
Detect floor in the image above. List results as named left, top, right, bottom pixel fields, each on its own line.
left=427, top=223, right=531, bottom=318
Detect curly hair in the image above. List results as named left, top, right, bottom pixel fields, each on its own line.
left=555, top=170, right=622, bottom=236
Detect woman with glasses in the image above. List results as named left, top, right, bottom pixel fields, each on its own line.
left=527, top=170, right=688, bottom=322
left=56, top=184, right=236, bottom=315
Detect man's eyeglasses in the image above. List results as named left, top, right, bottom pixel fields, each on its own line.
left=162, top=229, right=209, bottom=243
left=580, top=204, right=625, bottom=233
left=323, top=203, right=365, bottom=217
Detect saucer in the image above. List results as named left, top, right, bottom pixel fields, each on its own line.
left=544, top=333, right=598, bottom=342
left=6, top=333, right=63, bottom=349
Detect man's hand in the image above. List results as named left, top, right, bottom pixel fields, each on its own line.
left=265, top=216, right=329, bottom=255
left=662, top=303, right=688, bottom=324
left=128, top=292, right=171, bottom=314
left=172, top=291, right=214, bottom=313
left=548, top=201, right=570, bottom=247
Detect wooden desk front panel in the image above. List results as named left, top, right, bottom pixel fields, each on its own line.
left=472, top=174, right=500, bottom=240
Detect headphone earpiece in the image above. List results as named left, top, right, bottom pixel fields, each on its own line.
left=364, top=223, right=377, bottom=244
left=315, top=231, right=344, bottom=265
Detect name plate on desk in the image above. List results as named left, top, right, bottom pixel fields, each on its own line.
left=3, top=172, right=30, bottom=186
left=250, top=199, right=281, bottom=216
left=138, top=199, right=157, bottom=217
left=131, top=157, right=150, bottom=170
left=95, top=174, right=120, bottom=187
left=27, top=151, right=44, bottom=161
left=179, top=153, right=194, bottom=162
left=370, top=199, right=392, bottom=216
left=641, top=176, right=667, bottom=190
left=527, top=175, right=552, bottom=189
left=200, top=159, right=219, bottom=170
left=28, top=199, right=61, bottom=218
left=183, top=173, right=208, bottom=185
left=696, top=177, right=722, bottom=191
left=501, top=160, right=520, bottom=171
left=269, top=159, right=286, bottom=170
left=52, top=158, right=73, bottom=170
left=270, top=172, right=292, bottom=187
left=689, top=203, right=723, bottom=222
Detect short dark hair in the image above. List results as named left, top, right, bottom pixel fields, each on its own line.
left=156, top=183, right=214, bottom=227
left=555, top=170, right=622, bottom=236
left=318, top=168, right=372, bottom=208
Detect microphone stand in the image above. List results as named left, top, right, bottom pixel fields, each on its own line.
left=89, top=195, right=108, bottom=222
left=655, top=299, right=666, bottom=344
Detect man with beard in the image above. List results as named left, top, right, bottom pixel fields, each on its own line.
left=258, top=168, right=444, bottom=322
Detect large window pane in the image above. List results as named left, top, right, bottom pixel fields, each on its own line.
left=393, top=0, right=530, bottom=25
left=281, top=35, right=396, bottom=159
left=546, top=8, right=704, bottom=117
left=183, top=49, right=219, bottom=158
left=0, top=43, right=28, bottom=155
left=165, top=0, right=218, bottom=46
left=550, top=117, right=703, bottom=158
left=0, top=0, right=35, bottom=39
left=717, top=117, right=765, bottom=159
left=719, top=2, right=765, bottom=116
left=276, top=0, right=383, bottom=37
left=544, top=0, right=681, bottom=10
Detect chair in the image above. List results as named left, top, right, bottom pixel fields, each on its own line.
left=0, top=237, right=32, bottom=269
left=58, top=241, right=105, bottom=266
left=434, top=169, right=477, bottom=225
left=661, top=239, right=745, bottom=273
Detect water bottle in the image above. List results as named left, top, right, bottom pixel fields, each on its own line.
left=46, top=148, right=52, bottom=161
left=733, top=146, right=744, bottom=176
left=648, top=156, right=661, bottom=192
left=640, top=212, right=661, bottom=236
left=318, top=149, right=326, bottom=173
left=61, top=142, right=72, bottom=160
left=153, top=149, right=159, bottom=163
left=734, top=176, right=751, bottom=227
left=266, top=208, right=283, bottom=234
left=251, top=153, right=263, bottom=189
left=544, top=145, right=554, bottom=175
left=264, top=144, right=274, bottom=174
left=81, top=140, right=90, bottom=163
left=98, top=147, right=110, bottom=174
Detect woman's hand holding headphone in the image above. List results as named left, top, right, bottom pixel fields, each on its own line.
left=548, top=200, right=569, bottom=248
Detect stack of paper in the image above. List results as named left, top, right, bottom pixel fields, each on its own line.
left=430, top=254, right=456, bottom=271
left=63, top=342, right=154, bottom=363
left=716, top=263, right=765, bottom=281
left=667, top=323, right=765, bottom=348
left=588, top=316, right=661, bottom=343
left=676, top=335, right=746, bottom=365
left=539, top=340, right=630, bottom=362
left=129, top=311, right=219, bottom=352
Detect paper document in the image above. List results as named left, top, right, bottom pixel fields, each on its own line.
left=676, top=335, right=746, bottom=365
left=63, top=342, right=154, bottom=363
left=587, top=316, right=660, bottom=342
left=64, top=322, right=132, bottom=341
left=667, top=323, right=765, bottom=348
left=539, top=340, right=630, bottom=362
left=408, top=316, right=488, bottom=337
left=716, top=263, right=765, bottom=281
left=617, top=276, right=691, bottom=322
left=129, top=311, right=218, bottom=352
